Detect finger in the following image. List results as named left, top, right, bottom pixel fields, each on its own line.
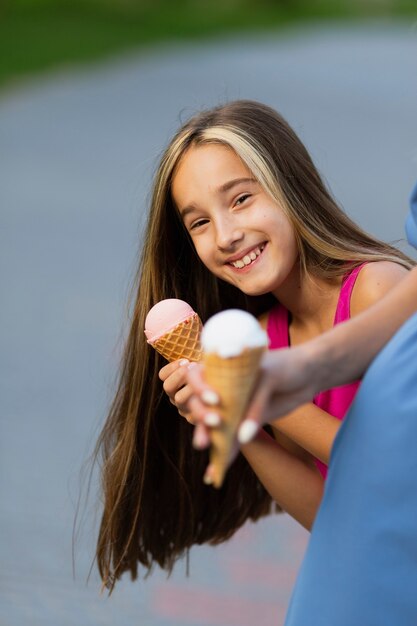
left=174, top=383, right=193, bottom=408
left=187, top=363, right=220, bottom=406
left=187, top=394, right=209, bottom=424
left=192, top=422, right=211, bottom=450
left=187, top=393, right=221, bottom=428
left=179, top=411, right=197, bottom=425
left=162, top=363, right=189, bottom=398
left=159, top=359, right=189, bottom=382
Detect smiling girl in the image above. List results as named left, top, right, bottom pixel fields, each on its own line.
left=94, top=100, right=413, bottom=590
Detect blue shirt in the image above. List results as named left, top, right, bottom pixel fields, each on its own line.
left=285, top=183, right=417, bottom=626
left=406, top=182, right=417, bottom=248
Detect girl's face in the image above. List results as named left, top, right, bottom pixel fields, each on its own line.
left=172, top=143, right=299, bottom=297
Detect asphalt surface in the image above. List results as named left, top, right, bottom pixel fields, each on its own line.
left=1, top=21, right=417, bottom=626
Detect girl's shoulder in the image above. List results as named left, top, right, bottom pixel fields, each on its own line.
left=351, top=261, right=409, bottom=317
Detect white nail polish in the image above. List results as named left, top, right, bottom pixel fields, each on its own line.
left=179, top=359, right=189, bottom=366
left=204, top=412, right=221, bottom=427
left=201, top=390, right=220, bottom=405
left=238, top=420, right=258, bottom=444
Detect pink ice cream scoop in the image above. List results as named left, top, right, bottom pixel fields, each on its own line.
left=145, top=299, right=203, bottom=362
left=145, top=299, right=196, bottom=342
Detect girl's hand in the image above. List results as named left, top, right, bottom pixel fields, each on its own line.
left=159, top=359, right=196, bottom=422
left=159, top=360, right=212, bottom=450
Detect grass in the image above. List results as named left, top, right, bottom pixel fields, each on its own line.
left=1, top=0, right=416, bottom=89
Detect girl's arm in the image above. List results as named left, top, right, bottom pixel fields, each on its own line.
left=240, top=430, right=323, bottom=530
left=270, top=403, right=340, bottom=466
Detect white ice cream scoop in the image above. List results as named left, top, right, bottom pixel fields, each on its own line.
left=201, top=309, right=268, bottom=357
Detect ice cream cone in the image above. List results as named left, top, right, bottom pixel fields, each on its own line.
left=204, top=346, right=265, bottom=488
left=150, top=312, right=203, bottom=362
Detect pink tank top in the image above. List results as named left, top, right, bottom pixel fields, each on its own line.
left=267, top=265, right=364, bottom=478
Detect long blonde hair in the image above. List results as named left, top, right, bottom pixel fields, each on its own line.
left=95, top=100, right=413, bottom=591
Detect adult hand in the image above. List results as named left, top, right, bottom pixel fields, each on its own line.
left=187, top=346, right=317, bottom=445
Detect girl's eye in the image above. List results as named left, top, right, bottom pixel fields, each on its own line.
left=189, top=218, right=209, bottom=231
left=235, top=194, right=250, bottom=207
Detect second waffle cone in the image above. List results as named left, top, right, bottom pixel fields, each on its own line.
left=204, top=346, right=265, bottom=488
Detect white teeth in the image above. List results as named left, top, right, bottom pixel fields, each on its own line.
left=231, top=245, right=265, bottom=269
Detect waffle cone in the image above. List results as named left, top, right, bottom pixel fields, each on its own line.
left=150, top=313, right=203, bottom=362
left=204, top=346, right=265, bottom=488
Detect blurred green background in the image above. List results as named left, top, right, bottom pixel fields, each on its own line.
left=1, top=0, right=416, bottom=88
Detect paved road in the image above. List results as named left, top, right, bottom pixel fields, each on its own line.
left=1, top=22, right=417, bottom=626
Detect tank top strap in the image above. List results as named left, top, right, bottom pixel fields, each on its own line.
left=267, top=263, right=367, bottom=346
left=334, top=263, right=367, bottom=324
left=266, top=302, right=290, bottom=349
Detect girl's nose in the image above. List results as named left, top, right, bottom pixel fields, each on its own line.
left=215, top=217, right=244, bottom=251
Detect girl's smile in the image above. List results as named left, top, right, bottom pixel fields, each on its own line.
left=172, top=143, right=299, bottom=297
left=226, top=242, right=266, bottom=271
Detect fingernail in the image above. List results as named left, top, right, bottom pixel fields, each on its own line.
left=179, top=359, right=189, bottom=366
left=238, top=420, right=259, bottom=444
left=201, top=390, right=220, bottom=405
left=204, top=412, right=221, bottom=427
left=188, top=362, right=198, bottom=370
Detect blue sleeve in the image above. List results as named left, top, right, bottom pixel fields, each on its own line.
left=285, top=181, right=417, bottom=626
left=405, top=181, right=417, bottom=249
